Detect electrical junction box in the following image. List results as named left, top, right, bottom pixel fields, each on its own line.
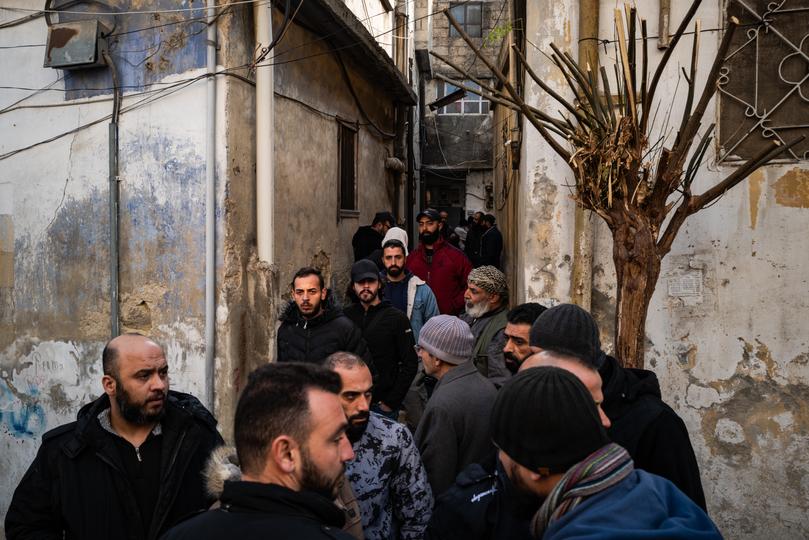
left=44, top=20, right=109, bottom=70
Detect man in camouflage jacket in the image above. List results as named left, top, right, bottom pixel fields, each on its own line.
left=326, top=352, right=433, bottom=540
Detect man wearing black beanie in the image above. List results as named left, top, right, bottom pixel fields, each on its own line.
left=529, top=303, right=707, bottom=511
left=492, top=367, right=721, bottom=540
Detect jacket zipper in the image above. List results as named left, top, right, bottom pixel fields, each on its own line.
left=134, top=446, right=142, bottom=462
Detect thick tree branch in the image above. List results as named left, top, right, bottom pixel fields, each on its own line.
left=642, top=0, right=702, bottom=133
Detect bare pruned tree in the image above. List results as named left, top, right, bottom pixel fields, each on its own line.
left=434, top=0, right=804, bottom=368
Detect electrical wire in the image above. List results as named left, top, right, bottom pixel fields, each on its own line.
left=1, top=0, right=265, bottom=17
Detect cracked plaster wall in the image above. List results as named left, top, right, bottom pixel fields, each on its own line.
left=582, top=2, right=809, bottom=538
left=0, top=2, right=222, bottom=533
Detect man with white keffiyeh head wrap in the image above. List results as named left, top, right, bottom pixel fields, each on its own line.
left=460, top=265, right=511, bottom=381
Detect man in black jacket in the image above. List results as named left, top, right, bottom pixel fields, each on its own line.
left=343, top=259, right=418, bottom=419
left=5, top=334, right=223, bottom=540
left=478, top=214, right=503, bottom=269
left=277, top=266, right=371, bottom=365
left=352, top=211, right=394, bottom=261
left=530, top=303, right=707, bottom=510
left=161, top=363, right=356, bottom=540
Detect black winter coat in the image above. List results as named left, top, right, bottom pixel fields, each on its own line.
left=352, top=225, right=384, bottom=261
left=5, top=391, right=223, bottom=540
left=343, top=301, right=418, bottom=410
left=599, top=354, right=707, bottom=510
left=160, top=481, right=353, bottom=540
left=277, top=292, right=371, bottom=365
left=479, top=226, right=503, bottom=269
left=426, top=457, right=535, bottom=540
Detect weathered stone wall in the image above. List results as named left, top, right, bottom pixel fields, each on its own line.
left=0, top=1, right=217, bottom=532
left=518, top=0, right=809, bottom=537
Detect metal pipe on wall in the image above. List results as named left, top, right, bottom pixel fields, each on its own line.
left=570, top=0, right=599, bottom=310
left=205, top=0, right=217, bottom=409
left=103, top=50, right=121, bottom=338
left=255, top=1, right=275, bottom=264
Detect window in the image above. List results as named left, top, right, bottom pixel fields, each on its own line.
left=437, top=81, right=490, bottom=115
left=718, top=0, right=809, bottom=162
left=449, top=2, right=482, bottom=38
left=339, top=122, right=357, bottom=212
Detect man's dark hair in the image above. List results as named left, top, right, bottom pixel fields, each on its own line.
left=101, top=332, right=148, bottom=377
left=483, top=214, right=496, bottom=225
left=382, top=239, right=406, bottom=254
left=507, top=303, right=547, bottom=326
left=234, top=363, right=342, bottom=476
left=291, top=266, right=325, bottom=290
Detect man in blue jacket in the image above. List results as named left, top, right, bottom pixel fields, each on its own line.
left=490, top=367, right=721, bottom=539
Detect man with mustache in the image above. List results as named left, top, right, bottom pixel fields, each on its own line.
left=502, top=303, right=547, bottom=374
left=406, top=208, right=472, bottom=316
left=325, top=352, right=432, bottom=540
left=380, top=233, right=440, bottom=429
left=162, top=362, right=357, bottom=539
left=6, top=334, right=223, bottom=540
left=460, top=265, right=510, bottom=380
left=277, top=266, right=371, bottom=365
left=344, top=260, right=418, bottom=420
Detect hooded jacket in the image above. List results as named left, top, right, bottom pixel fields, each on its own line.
left=5, top=391, right=223, bottom=540
left=406, top=236, right=472, bottom=315
left=160, top=480, right=354, bottom=540
left=277, top=290, right=371, bottom=365
left=599, top=355, right=707, bottom=510
left=344, top=301, right=418, bottom=410
left=178, top=446, right=364, bottom=540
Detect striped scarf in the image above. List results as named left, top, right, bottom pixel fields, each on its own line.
left=530, top=443, right=634, bottom=538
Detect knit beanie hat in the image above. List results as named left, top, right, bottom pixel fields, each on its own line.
left=468, top=265, right=508, bottom=296
left=529, top=303, right=602, bottom=368
left=491, top=366, right=609, bottom=473
left=382, top=227, right=409, bottom=256
left=418, top=315, right=474, bottom=365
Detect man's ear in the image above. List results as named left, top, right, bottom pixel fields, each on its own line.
left=319, top=288, right=327, bottom=301
left=102, top=374, right=117, bottom=397
left=270, top=435, right=300, bottom=474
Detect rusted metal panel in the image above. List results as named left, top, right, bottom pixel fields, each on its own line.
left=44, top=20, right=109, bottom=70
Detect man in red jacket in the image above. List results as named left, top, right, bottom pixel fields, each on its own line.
left=406, top=208, right=472, bottom=315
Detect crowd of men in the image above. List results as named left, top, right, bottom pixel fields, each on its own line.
left=5, top=207, right=720, bottom=539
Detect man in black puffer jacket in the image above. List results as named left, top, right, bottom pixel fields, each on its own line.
left=343, top=260, right=418, bottom=418
left=5, top=334, right=223, bottom=540
left=277, top=267, right=372, bottom=366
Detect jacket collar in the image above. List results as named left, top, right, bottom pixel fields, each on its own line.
left=416, top=236, right=448, bottom=254
left=436, top=360, right=479, bottom=391
left=220, top=481, right=346, bottom=528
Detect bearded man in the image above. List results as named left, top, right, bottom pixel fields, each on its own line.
left=325, top=352, right=432, bottom=540
left=6, top=334, right=223, bottom=540
left=406, top=208, right=472, bottom=315
left=460, top=265, right=511, bottom=381
left=344, top=260, right=418, bottom=420
left=162, top=363, right=357, bottom=540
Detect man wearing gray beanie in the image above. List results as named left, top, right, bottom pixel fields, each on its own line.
left=414, top=315, right=498, bottom=496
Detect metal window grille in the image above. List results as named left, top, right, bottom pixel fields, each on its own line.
left=339, top=122, right=357, bottom=210
left=718, top=0, right=809, bottom=162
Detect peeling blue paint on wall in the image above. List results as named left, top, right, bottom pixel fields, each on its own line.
left=0, top=382, right=47, bottom=439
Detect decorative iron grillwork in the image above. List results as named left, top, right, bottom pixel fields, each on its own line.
left=719, top=0, right=809, bottom=162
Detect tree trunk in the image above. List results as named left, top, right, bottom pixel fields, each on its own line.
left=611, top=212, right=662, bottom=369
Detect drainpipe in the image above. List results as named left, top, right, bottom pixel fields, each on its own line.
left=255, top=1, right=274, bottom=264
left=103, top=50, right=121, bottom=338
left=570, top=0, right=598, bottom=310
left=204, top=0, right=217, bottom=409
